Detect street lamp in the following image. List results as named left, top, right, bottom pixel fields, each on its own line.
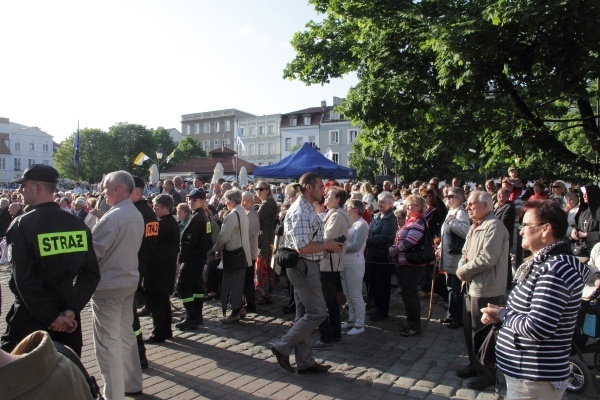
left=156, top=148, right=163, bottom=182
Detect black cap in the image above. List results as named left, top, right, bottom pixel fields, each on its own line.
left=133, top=176, right=145, bottom=188
left=10, top=164, right=59, bottom=184
left=187, top=189, right=206, bottom=200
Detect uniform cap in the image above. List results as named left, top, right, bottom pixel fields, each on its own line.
left=187, top=189, right=206, bottom=200
left=10, top=164, right=59, bottom=184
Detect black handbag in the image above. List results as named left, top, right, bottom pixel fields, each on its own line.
left=276, top=247, right=300, bottom=269
left=572, top=240, right=589, bottom=257
left=405, top=218, right=435, bottom=265
left=221, top=211, right=248, bottom=271
left=448, top=231, right=466, bottom=255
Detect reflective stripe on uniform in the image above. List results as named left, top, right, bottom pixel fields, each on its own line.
left=181, top=296, right=195, bottom=303
left=134, top=328, right=143, bottom=336
left=193, top=293, right=205, bottom=299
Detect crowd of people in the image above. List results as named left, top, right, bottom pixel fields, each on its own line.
left=0, top=164, right=598, bottom=399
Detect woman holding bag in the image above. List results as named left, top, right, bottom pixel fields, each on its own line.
left=436, top=187, right=470, bottom=329
left=390, top=194, right=428, bottom=337
left=212, top=189, right=252, bottom=323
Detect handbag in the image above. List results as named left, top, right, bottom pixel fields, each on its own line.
left=405, top=218, right=435, bottom=265
left=572, top=240, right=589, bottom=257
left=221, top=211, right=248, bottom=271
left=448, top=231, right=466, bottom=255
left=276, top=247, right=300, bottom=269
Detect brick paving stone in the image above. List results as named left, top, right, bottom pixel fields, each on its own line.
left=432, top=384, right=456, bottom=397
left=407, top=386, right=432, bottom=399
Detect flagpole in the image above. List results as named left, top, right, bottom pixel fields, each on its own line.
left=75, top=121, right=80, bottom=181
left=235, top=119, right=238, bottom=184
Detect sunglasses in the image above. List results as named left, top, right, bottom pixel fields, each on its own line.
left=256, top=188, right=268, bottom=192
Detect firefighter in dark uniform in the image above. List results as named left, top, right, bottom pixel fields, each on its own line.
left=0, top=164, right=100, bottom=356
left=131, top=176, right=158, bottom=368
left=176, top=189, right=212, bottom=330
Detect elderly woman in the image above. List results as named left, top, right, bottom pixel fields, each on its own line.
left=340, top=199, right=369, bottom=335
left=254, top=181, right=279, bottom=304
left=436, top=188, right=470, bottom=329
left=572, top=184, right=600, bottom=254
left=566, top=192, right=579, bottom=239
left=212, top=189, right=252, bottom=323
left=365, top=191, right=397, bottom=322
left=482, top=200, right=589, bottom=399
left=313, top=187, right=351, bottom=349
left=390, top=195, right=428, bottom=336
left=176, top=203, right=191, bottom=236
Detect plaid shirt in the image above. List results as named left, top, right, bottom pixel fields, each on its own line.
left=283, top=196, right=324, bottom=261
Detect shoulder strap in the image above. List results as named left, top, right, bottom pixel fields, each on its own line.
left=54, top=341, right=102, bottom=399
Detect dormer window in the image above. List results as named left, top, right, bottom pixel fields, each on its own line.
left=303, top=115, right=311, bottom=125
left=289, top=116, right=297, bottom=126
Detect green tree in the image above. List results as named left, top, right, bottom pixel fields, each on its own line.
left=54, top=128, right=117, bottom=182
left=284, top=0, right=600, bottom=181
left=108, top=122, right=155, bottom=175
left=170, top=136, right=206, bottom=166
left=151, top=127, right=176, bottom=159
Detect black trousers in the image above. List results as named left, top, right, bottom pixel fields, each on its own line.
left=145, top=291, right=172, bottom=341
left=243, top=260, right=256, bottom=308
left=446, top=273, right=463, bottom=322
left=401, top=266, right=422, bottom=333
left=318, top=271, right=341, bottom=342
left=177, top=263, right=204, bottom=319
left=366, top=262, right=393, bottom=317
left=462, top=294, right=500, bottom=381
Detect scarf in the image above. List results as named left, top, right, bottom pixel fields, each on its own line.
left=513, top=239, right=570, bottom=285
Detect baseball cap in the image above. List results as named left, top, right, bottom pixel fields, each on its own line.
left=133, top=176, right=145, bottom=188
left=10, top=164, right=59, bottom=184
left=187, top=189, right=206, bottom=200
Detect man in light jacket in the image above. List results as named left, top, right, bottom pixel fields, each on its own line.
left=455, top=190, right=509, bottom=390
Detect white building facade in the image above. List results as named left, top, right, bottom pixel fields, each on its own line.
left=0, top=118, right=54, bottom=183
left=237, top=114, right=282, bottom=166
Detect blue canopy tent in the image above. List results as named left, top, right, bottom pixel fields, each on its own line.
left=254, top=142, right=356, bottom=179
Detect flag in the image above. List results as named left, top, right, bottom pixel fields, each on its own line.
left=236, top=128, right=246, bottom=151
left=73, top=126, right=80, bottom=166
left=133, top=152, right=150, bottom=166
left=324, top=147, right=333, bottom=160
left=165, top=150, right=176, bottom=162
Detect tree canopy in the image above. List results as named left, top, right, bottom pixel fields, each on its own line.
left=284, top=0, right=600, bottom=183
left=54, top=123, right=205, bottom=182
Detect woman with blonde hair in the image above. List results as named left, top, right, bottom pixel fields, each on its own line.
left=254, top=181, right=279, bottom=304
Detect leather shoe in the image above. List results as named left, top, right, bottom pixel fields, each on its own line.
left=466, top=378, right=494, bottom=390
left=456, top=366, right=477, bottom=379
left=271, top=345, right=295, bottom=373
left=438, top=317, right=452, bottom=324
left=298, top=362, right=331, bottom=375
left=447, top=321, right=463, bottom=329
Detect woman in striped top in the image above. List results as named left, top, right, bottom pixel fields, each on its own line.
left=481, top=200, right=590, bottom=399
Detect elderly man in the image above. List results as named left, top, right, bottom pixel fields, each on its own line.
left=242, top=191, right=260, bottom=310
left=163, top=179, right=182, bottom=208
left=1, top=165, right=100, bottom=356
left=173, top=176, right=188, bottom=200
left=482, top=200, right=589, bottom=399
left=455, top=190, right=509, bottom=390
left=0, top=197, right=11, bottom=237
left=91, top=171, right=145, bottom=399
left=271, top=172, right=343, bottom=374
left=550, top=180, right=567, bottom=209
left=72, top=197, right=88, bottom=222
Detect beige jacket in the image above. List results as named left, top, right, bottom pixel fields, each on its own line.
left=319, top=207, right=351, bottom=272
left=213, top=205, right=252, bottom=268
left=456, top=211, right=509, bottom=297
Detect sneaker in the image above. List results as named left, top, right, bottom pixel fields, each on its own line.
left=346, top=327, right=365, bottom=336
left=341, top=322, right=355, bottom=330
left=311, top=340, right=333, bottom=350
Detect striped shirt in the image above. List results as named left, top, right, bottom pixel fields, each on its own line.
left=393, top=215, right=426, bottom=266
left=283, top=196, right=324, bottom=262
left=496, top=244, right=590, bottom=381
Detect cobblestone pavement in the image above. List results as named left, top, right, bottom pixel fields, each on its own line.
left=1, top=264, right=598, bottom=399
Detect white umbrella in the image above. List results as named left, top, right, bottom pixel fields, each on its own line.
left=239, top=166, right=248, bottom=186
left=212, top=162, right=224, bottom=184
left=149, top=164, right=160, bottom=185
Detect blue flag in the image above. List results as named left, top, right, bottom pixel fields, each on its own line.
left=73, top=126, right=80, bottom=166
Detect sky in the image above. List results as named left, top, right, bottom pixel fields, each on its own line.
left=0, top=1, right=357, bottom=143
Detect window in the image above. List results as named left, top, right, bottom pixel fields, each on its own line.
left=249, top=127, right=255, bottom=136
left=214, top=139, right=220, bottom=149
left=284, top=138, right=291, bottom=151
left=258, top=143, right=264, bottom=155
left=303, top=115, right=311, bottom=125
left=43, top=142, right=49, bottom=152
left=332, top=152, right=339, bottom=164
left=258, top=162, right=264, bottom=166
left=296, top=137, right=303, bottom=146
left=289, top=116, right=297, bottom=126
left=348, top=129, right=358, bottom=144
left=249, top=144, right=256, bottom=156
left=308, top=136, right=316, bottom=148
left=225, top=120, right=231, bottom=131
left=258, top=126, right=265, bottom=136
left=42, top=159, right=49, bottom=165
left=224, top=138, right=230, bottom=148
left=195, top=123, right=200, bottom=134
left=329, top=130, right=339, bottom=144
left=0, top=158, right=5, bottom=169
left=268, top=125, right=274, bottom=134
left=268, top=143, right=275, bottom=154
left=203, top=122, right=211, bottom=134
left=203, top=140, right=211, bottom=151
left=14, top=140, right=20, bottom=151
left=28, top=158, right=35, bottom=167
left=215, top=122, right=220, bottom=133
left=268, top=162, right=273, bottom=165
left=239, top=127, right=245, bottom=136
left=29, top=140, right=35, bottom=151
left=14, top=158, right=21, bottom=171
left=186, top=125, right=191, bottom=135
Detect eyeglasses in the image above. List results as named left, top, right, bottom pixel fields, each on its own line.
left=256, top=188, right=268, bottom=192
left=445, top=195, right=458, bottom=199
left=466, top=201, right=483, bottom=207
left=551, top=186, right=562, bottom=189
left=519, top=222, right=546, bottom=230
